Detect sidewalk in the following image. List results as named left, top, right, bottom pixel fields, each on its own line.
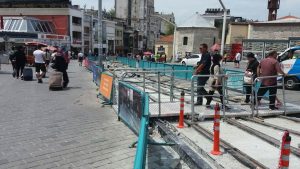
left=0, top=62, right=136, bottom=169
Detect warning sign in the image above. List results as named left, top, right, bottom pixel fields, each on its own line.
left=99, top=73, right=113, bottom=100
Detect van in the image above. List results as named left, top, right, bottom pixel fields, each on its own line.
left=278, top=46, right=300, bottom=89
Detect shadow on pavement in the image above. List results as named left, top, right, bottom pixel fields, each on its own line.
left=64, top=86, right=82, bottom=90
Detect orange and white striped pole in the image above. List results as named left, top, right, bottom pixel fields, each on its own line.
left=278, top=131, right=291, bottom=169
left=211, top=103, right=222, bottom=155
left=177, top=91, right=185, bottom=128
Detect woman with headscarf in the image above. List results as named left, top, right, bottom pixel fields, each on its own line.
left=206, top=54, right=229, bottom=110
left=51, top=49, right=69, bottom=88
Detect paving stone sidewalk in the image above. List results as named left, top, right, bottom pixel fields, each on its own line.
left=0, top=61, right=136, bottom=169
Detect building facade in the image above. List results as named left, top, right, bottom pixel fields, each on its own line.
left=155, top=35, right=173, bottom=61
left=0, top=0, right=84, bottom=52
left=159, top=13, right=175, bottom=35
left=115, top=0, right=160, bottom=54
left=115, top=22, right=124, bottom=55
left=102, top=20, right=116, bottom=55
left=175, top=13, right=219, bottom=57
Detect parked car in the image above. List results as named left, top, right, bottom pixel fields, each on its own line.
left=181, top=54, right=202, bottom=66
left=278, top=46, right=300, bottom=90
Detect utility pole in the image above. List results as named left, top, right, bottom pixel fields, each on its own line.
left=98, top=0, right=103, bottom=69
left=218, top=0, right=227, bottom=56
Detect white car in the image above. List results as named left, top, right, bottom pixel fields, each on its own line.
left=181, top=54, right=202, bottom=66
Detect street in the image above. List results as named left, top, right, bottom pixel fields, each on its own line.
left=0, top=62, right=136, bottom=169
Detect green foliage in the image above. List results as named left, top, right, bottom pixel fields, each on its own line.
left=165, top=23, right=175, bottom=35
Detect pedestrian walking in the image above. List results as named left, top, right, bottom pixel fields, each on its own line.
left=234, top=52, right=241, bottom=68
left=51, top=50, right=69, bottom=88
left=257, top=51, right=286, bottom=110
left=194, top=43, right=211, bottom=105
left=223, top=52, right=228, bottom=64
left=33, top=45, right=46, bottom=83
left=14, top=46, right=27, bottom=79
left=78, top=51, right=84, bottom=66
left=243, top=52, right=259, bottom=104
left=9, top=46, right=16, bottom=78
left=206, top=54, right=229, bottom=109
left=63, top=50, right=70, bottom=70
left=44, top=49, right=51, bottom=71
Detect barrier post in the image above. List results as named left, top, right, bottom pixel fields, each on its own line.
left=211, top=103, right=222, bottom=155
left=278, top=131, right=291, bottom=169
left=170, top=71, right=174, bottom=102
left=177, top=91, right=185, bottom=128
left=282, top=76, right=287, bottom=116
left=221, top=76, right=226, bottom=119
left=143, top=72, right=146, bottom=92
left=255, top=79, right=259, bottom=116
left=191, top=76, right=195, bottom=122
left=158, top=72, right=161, bottom=116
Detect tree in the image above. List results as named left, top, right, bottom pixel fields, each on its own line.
left=165, top=23, right=175, bottom=35
left=107, top=9, right=116, bottom=18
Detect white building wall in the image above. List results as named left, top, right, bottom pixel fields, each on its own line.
left=115, top=0, right=128, bottom=19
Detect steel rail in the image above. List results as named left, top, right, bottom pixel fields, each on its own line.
left=242, top=117, right=300, bottom=137
left=226, top=118, right=300, bottom=158
left=185, top=120, right=268, bottom=169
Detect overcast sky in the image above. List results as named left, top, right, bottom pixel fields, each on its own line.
left=72, top=0, right=300, bottom=24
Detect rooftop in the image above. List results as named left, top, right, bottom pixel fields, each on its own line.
left=256, top=15, right=300, bottom=24
left=1, top=17, right=56, bottom=34
left=157, top=35, right=174, bottom=44
left=178, top=12, right=215, bottom=28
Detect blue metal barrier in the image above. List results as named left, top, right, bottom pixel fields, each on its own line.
left=133, top=93, right=149, bottom=169
left=92, top=65, right=102, bottom=86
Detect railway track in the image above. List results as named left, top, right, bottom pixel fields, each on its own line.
left=225, top=118, right=300, bottom=158
left=184, top=120, right=268, bottom=169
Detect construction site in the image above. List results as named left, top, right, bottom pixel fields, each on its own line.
left=81, top=49, right=300, bottom=169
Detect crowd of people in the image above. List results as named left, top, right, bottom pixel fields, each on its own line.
left=194, top=43, right=286, bottom=110
left=9, top=45, right=71, bottom=88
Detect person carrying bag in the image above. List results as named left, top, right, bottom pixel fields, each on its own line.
left=243, top=53, right=259, bottom=104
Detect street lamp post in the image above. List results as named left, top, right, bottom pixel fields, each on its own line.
left=98, top=0, right=103, bottom=69
left=218, top=0, right=227, bottom=56
left=151, top=15, right=177, bottom=63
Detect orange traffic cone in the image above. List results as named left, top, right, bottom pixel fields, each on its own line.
left=211, top=103, right=222, bottom=155
left=278, top=131, right=291, bottom=169
left=177, top=91, right=185, bottom=128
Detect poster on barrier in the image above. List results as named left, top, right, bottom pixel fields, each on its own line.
left=118, top=82, right=143, bottom=134
left=99, top=73, right=114, bottom=101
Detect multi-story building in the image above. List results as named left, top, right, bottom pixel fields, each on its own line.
left=0, top=0, right=86, bottom=52
left=115, top=0, right=160, bottom=54
left=102, top=20, right=116, bottom=55
left=115, top=22, right=124, bottom=55
left=159, top=13, right=175, bottom=35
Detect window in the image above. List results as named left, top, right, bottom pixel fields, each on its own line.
left=12, top=20, right=21, bottom=31
left=190, top=55, right=199, bottom=58
left=183, top=37, right=188, bottom=45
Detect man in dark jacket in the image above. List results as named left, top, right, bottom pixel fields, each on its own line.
left=52, top=51, right=69, bottom=88
left=9, top=46, right=16, bottom=77
left=194, top=43, right=211, bottom=105
left=14, top=46, right=27, bottom=79
left=244, top=53, right=259, bottom=104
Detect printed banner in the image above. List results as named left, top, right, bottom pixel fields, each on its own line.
left=118, top=82, right=143, bottom=134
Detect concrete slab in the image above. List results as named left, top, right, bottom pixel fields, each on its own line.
left=238, top=119, right=300, bottom=150
left=198, top=121, right=300, bottom=168
left=173, top=123, right=248, bottom=169
left=264, top=118, right=300, bottom=131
